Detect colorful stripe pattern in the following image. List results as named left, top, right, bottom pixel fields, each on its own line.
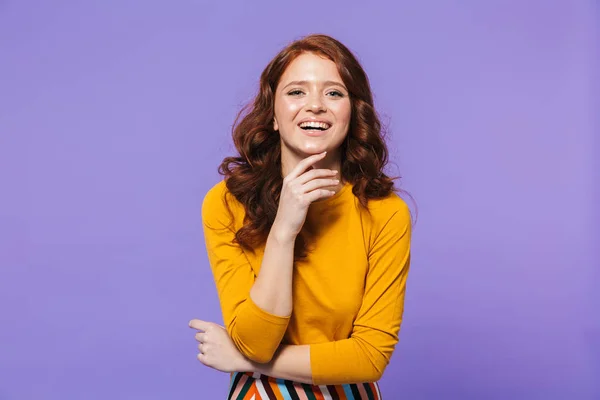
left=227, top=372, right=382, bottom=399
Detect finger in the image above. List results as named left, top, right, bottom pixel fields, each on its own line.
left=304, top=188, right=336, bottom=204
left=198, top=343, right=205, bottom=354
left=296, top=168, right=338, bottom=186
left=195, top=332, right=207, bottom=343
left=301, top=178, right=339, bottom=193
left=189, top=319, right=210, bottom=331
left=197, top=352, right=209, bottom=365
left=285, top=151, right=327, bottom=180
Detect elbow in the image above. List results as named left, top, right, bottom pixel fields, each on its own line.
left=372, top=369, right=384, bottom=382
left=224, top=301, right=290, bottom=364
left=336, top=362, right=385, bottom=384
left=361, top=365, right=384, bottom=383
left=241, top=348, right=275, bottom=364
left=227, top=325, right=277, bottom=364
left=352, top=338, right=392, bottom=383
left=358, top=349, right=390, bottom=383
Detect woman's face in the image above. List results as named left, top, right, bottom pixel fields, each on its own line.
left=273, top=52, right=351, bottom=161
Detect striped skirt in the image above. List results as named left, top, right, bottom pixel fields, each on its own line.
left=227, top=372, right=382, bottom=400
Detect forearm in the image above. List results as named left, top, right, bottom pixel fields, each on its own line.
left=249, top=344, right=313, bottom=384
left=249, top=222, right=295, bottom=317
left=244, top=337, right=388, bottom=385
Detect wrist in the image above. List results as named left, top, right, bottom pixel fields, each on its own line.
left=248, top=360, right=269, bottom=376
left=242, top=359, right=270, bottom=375
left=269, top=222, right=296, bottom=245
left=238, top=357, right=256, bottom=373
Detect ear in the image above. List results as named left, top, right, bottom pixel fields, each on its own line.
left=273, top=117, right=279, bottom=131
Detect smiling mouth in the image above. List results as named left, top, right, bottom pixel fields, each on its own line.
left=298, top=122, right=332, bottom=132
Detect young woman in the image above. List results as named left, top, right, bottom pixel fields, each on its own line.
left=189, top=34, right=412, bottom=399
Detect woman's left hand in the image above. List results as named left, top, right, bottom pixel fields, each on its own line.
left=189, top=319, right=252, bottom=373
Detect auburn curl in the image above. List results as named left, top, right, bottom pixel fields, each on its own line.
left=218, top=34, right=400, bottom=258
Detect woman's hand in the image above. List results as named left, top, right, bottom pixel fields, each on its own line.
left=189, top=319, right=252, bottom=373
left=273, top=151, right=339, bottom=241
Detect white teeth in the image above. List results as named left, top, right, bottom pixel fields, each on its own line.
left=299, top=121, right=331, bottom=129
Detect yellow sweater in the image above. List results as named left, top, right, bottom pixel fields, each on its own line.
left=201, top=180, right=411, bottom=385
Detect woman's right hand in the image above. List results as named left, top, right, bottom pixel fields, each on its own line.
left=272, top=151, right=339, bottom=242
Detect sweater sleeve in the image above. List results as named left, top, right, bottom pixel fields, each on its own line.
left=201, top=183, right=290, bottom=363
left=309, top=203, right=412, bottom=385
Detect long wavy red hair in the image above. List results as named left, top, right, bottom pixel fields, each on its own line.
left=218, top=34, right=401, bottom=256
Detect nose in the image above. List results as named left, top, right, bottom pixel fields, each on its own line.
left=307, top=93, right=326, bottom=112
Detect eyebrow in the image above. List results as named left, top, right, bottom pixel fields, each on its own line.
left=281, top=80, right=347, bottom=91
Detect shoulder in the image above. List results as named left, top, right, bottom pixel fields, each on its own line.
left=363, top=190, right=412, bottom=234
left=201, top=180, right=226, bottom=214
left=201, top=180, right=245, bottom=229
left=367, top=190, right=411, bottom=220
left=202, top=180, right=227, bottom=208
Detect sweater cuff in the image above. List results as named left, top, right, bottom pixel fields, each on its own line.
left=309, top=340, right=333, bottom=385
left=232, top=296, right=291, bottom=363
left=246, top=296, right=291, bottom=325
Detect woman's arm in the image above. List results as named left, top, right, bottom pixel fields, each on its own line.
left=247, top=204, right=412, bottom=385
left=250, top=152, right=338, bottom=318
left=203, top=153, right=338, bottom=364
left=250, top=345, right=313, bottom=384
left=202, top=185, right=292, bottom=364
left=248, top=226, right=295, bottom=317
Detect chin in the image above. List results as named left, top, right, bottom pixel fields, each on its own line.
left=298, top=146, right=329, bottom=156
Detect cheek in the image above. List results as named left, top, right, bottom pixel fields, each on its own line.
left=277, top=98, right=303, bottom=120
left=275, top=99, right=303, bottom=134
left=285, top=100, right=303, bottom=117
left=332, top=101, right=352, bottom=125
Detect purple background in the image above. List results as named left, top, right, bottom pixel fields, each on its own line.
left=1, top=1, right=597, bottom=399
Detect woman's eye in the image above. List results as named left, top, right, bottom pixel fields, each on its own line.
left=288, top=90, right=304, bottom=96
left=328, top=91, right=344, bottom=97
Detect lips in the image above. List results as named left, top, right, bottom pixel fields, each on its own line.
left=297, top=118, right=332, bottom=132
left=299, top=122, right=331, bottom=131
